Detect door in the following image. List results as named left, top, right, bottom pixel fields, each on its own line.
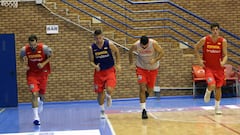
left=0, top=34, right=18, bottom=107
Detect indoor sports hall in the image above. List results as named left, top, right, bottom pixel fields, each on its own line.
left=0, top=0, right=240, bottom=135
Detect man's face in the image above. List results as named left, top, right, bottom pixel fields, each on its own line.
left=140, top=43, right=148, bottom=49
left=211, top=26, right=220, bottom=37
left=29, top=39, right=37, bottom=49
left=94, top=34, right=104, bottom=45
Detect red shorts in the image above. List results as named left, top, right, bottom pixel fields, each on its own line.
left=27, top=72, right=49, bottom=94
left=205, top=67, right=225, bottom=87
left=136, top=67, right=158, bottom=89
left=94, top=67, right=116, bottom=93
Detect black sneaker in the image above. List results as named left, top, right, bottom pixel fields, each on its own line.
left=142, top=109, right=148, bottom=119
left=33, top=120, right=40, bottom=125
left=145, top=91, right=149, bottom=99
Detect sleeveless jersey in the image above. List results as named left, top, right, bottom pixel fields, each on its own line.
left=25, top=43, right=51, bottom=73
left=92, top=40, right=114, bottom=70
left=135, top=39, right=159, bottom=70
left=203, top=35, right=223, bottom=69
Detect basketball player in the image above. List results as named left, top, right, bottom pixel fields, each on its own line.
left=88, top=30, right=121, bottom=119
left=194, top=23, right=228, bottom=115
left=129, top=36, right=164, bottom=119
left=20, top=35, right=52, bottom=125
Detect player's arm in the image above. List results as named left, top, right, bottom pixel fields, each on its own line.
left=19, top=47, right=29, bottom=70
left=194, top=37, right=205, bottom=66
left=152, top=40, right=164, bottom=63
left=220, top=39, right=228, bottom=66
left=88, top=46, right=100, bottom=71
left=109, top=42, right=121, bottom=71
left=128, top=42, right=137, bottom=66
left=38, top=45, right=53, bottom=69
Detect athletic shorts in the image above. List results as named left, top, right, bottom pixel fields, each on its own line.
left=94, top=67, right=116, bottom=93
left=27, top=72, right=49, bottom=94
left=136, top=67, right=158, bottom=89
left=204, top=67, right=225, bottom=87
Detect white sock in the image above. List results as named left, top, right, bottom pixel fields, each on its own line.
left=140, top=103, right=146, bottom=110
left=100, top=104, right=104, bottom=111
left=206, top=88, right=212, bottom=94
left=215, top=100, right=220, bottom=108
left=33, top=108, right=40, bottom=120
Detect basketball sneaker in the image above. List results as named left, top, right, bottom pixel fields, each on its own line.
left=100, top=110, right=105, bottom=119
left=142, top=109, right=148, bottom=119
left=215, top=107, right=222, bottom=115
left=33, top=120, right=41, bottom=125
left=204, top=89, right=211, bottom=103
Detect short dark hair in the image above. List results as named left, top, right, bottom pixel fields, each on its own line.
left=28, top=34, right=38, bottom=41
left=210, top=23, right=220, bottom=29
left=94, top=30, right=102, bottom=36
left=140, top=36, right=149, bottom=45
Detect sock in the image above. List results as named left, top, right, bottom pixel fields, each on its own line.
left=100, top=104, right=105, bottom=111
left=140, top=103, right=146, bottom=110
left=33, top=108, right=40, bottom=120
left=206, top=88, right=212, bottom=94
left=215, top=100, right=220, bottom=108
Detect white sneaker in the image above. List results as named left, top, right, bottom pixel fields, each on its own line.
left=106, top=96, right=112, bottom=107
left=38, top=98, right=43, bottom=113
left=215, top=107, right=222, bottom=115
left=100, top=110, right=105, bottom=119
left=204, top=90, right=211, bottom=103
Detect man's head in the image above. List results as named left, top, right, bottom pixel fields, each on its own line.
left=28, top=34, right=38, bottom=49
left=210, top=23, right=220, bottom=37
left=140, top=36, right=149, bottom=48
left=94, top=30, right=104, bottom=45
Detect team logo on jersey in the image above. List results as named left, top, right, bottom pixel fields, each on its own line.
left=104, top=47, right=108, bottom=50
left=37, top=51, right=42, bottom=53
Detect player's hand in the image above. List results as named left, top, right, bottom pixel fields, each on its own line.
left=220, top=59, right=225, bottom=67
left=24, top=65, right=30, bottom=70
left=129, top=64, right=136, bottom=71
left=198, top=59, right=205, bottom=67
left=115, top=64, right=121, bottom=72
left=150, top=58, right=156, bottom=65
left=95, top=63, right=100, bottom=71
left=37, top=63, right=44, bottom=69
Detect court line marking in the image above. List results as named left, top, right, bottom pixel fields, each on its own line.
left=203, top=115, right=240, bottom=134
left=106, top=114, right=116, bottom=135
left=0, top=108, right=5, bottom=113
left=0, top=129, right=101, bottom=135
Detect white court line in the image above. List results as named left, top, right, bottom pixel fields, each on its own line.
left=149, top=112, right=159, bottom=119
left=0, top=108, right=5, bottom=113
left=105, top=115, right=116, bottom=135
left=225, top=105, right=240, bottom=109
left=201, top=106, right=215, bottom=110
left=0, top=129, right=100, bottom=135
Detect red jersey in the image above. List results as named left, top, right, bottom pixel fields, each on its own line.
left=203, top=35, right=224, bottom=70
left=25, top=43, right=51, bottom=74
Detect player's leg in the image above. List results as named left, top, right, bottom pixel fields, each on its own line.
left=94, top=71, right=106, bottom=118
left=136, top=67, right=148, bottom=119
left=214, top=70, right=225, bottom=114
left=31, top=91, right=40, bottom=125
left=27, top=75, right=41, bottom=125
left=204, top=69, right=216, bottom=103
left=105, top=67, right=116, bottom=107
left=38, top=74, right=48, bottom=113
left=97, top=92, right=106, bottom=118
left=215, top=87, right=222, bottom=114
left=146, top=69, right=158, bottom=98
